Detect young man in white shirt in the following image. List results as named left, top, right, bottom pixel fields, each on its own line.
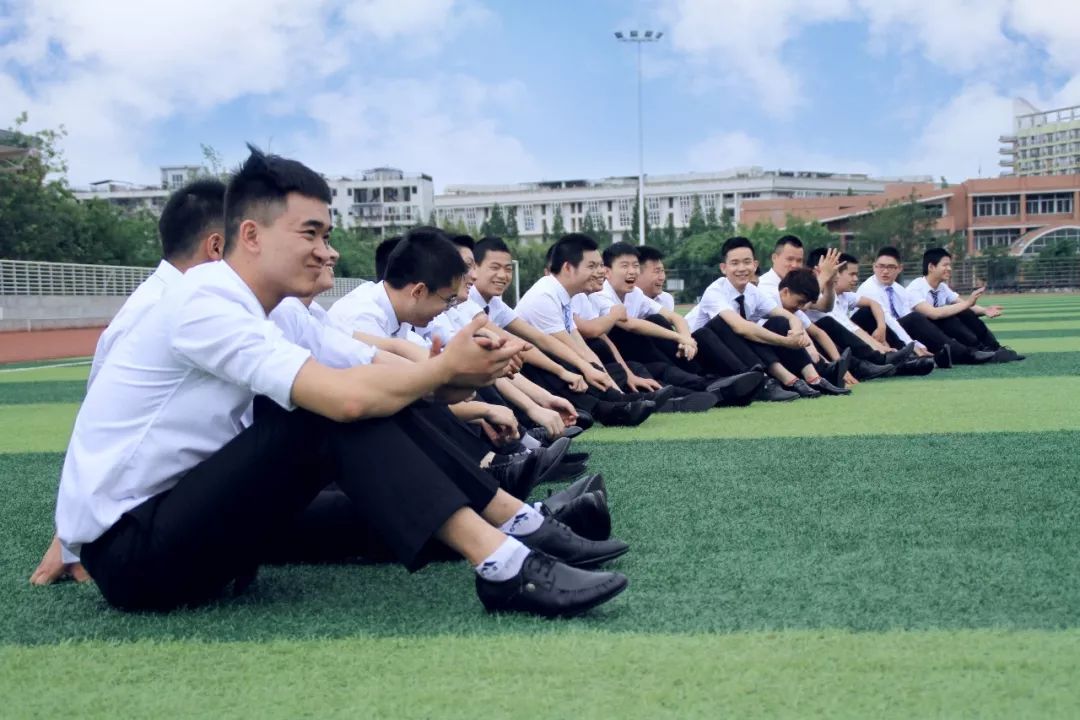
left=685, top=237, right=848, bottom=399
left=514, top=234, right=659, bottom=426
left=31, top=178, right=228, bottom=587
left=56, top=147, right=629, bottom=618
left=595, top=242, right=764, bottom=407
left=907, top=248, right=1022, bottom=362
left=634, top=245, right=675, bottom=311
left=856, top=247, right=996, bottom=367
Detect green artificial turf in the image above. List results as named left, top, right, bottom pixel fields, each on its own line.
left=4, top=631, right=1080, bottom=719
left=0, top=365, right=91, bottom=384
left=0, top=381, right=88, bottom=405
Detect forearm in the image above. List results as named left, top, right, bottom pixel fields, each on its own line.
left=293, top=355, right=455, bottom=421
left=513, top=321, right=592, bottom=373
left=574, top=315, right=616, bottom=339
left=509, top=373, right=553, bottom=405
left=623, top=317, right=682, bottom=343
left=353, top=331, right=428, bottom=363
left=812, top=283, right=835, bottom=312
left=494, top=376, right=539, bottom=413
left=602, top=335, right=633, bottom=375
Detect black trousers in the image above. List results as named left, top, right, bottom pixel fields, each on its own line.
left=693, top=315, right=811, bottom=376
left=852, top=306, right=980, bottom=361
left=81, top=401, right=499, bottom=611
left=851, top=307, right=905, bottom=348
left=934, top=309, right=1000, bottom=350
left=607, top=322, right=717, bottom=391
left=813, top=315, right=889, bottom=365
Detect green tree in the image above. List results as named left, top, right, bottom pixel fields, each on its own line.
left=428, top=210, right=437, bottom=227
left=682, top=195, right=707, bottom=238
left=505, top=206, right=520, bottom=240
left=540, top=218, right=550, bottom=244
left=551, top=205, right=566, bottom=238
left=329, top=226, right=379, bottom=279
left=704, top=204, right=719, bottom=231
left=780, top=215, right=838, bottom=250
left=484, top=204, right=508, bottom=238
left=629, top=196, right=650, bottom=244
left=847, top=192, right=942, bottom=262
left=661, top=213, right=677, bottom=252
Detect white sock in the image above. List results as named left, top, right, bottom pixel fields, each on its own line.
left=520, top=433, right=542, bottom=450
left=475, top=537, right=530, bottom=581
left=498, top=503, right=545, bottom=536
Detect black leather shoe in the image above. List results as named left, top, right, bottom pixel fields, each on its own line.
left=491, top=438, right=570, bottom=500
left=851, top=358, right=895, bottom=380
left=563, top=451, right=589, bottom=464
left=790, top=378, right=822, bottom=398
left=657, top=391, right=716, bottom=413
left=994, top=346, right=1025, bottom=362
left=476, top=552, right=628, bottom=617
left=896, top=357, right=935, bottom=376
left=811, top=376, right=851, bottom=395
left=527, top=424, right=587, bottom=446
left=967, top=349, right=996, bottom=364
left=542, top=490, right=612, bottom=541
left=820, top=348, right=851, bottom=387
left=517, top=516, right=629, bottom=568
left=645, top=384, right=677, bottom=410
left=707, top=370, right=766, bottom=406
left=573, top=410, right=594, bottom=431
left=543, top=473, right=608, bottom=513
left=756, top=377, right=799, bottom=402
left=935, top=345, right=953, bottom=369
left=885, top=342, right=916, bottom=365
left=599, top=399, right=656, bottom=426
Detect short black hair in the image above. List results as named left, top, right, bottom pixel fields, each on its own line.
left=602, top=241, right=640, bottom=268
left=224, top=144, right=331, bottom=254
left=806, top=247, right=828, bottom=268
left=774, top=234, right=803, bottom=253
left=375, top=236, right=402, bottom=280
left=549, top=233, right=599, bottom=274
left=877, top=246, right=902, bottom=263
left=922, top=247, right=951, bottom=275
left=838, top=252, right=858, bottom=266
left=638, top=245, right=664, bottom=264
left=384, top=227, right=466, bottom=291
left=474, top=236, right=512, bottom=265
left=159, top=178, right=226, bottom=261
left=779, top=267, right=819, bottom=301
left=721, top=236, right=755, bottom=261
left=449, top=234, right=475, bottom=251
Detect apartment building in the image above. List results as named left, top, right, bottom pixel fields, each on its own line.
left=1000, top=99, right=1080, bottom=177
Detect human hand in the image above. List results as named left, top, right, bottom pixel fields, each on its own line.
left=560, top=370, right=588, bottom=393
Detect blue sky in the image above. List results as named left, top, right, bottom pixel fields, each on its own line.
left=2, top=0, right=1079, bottom=189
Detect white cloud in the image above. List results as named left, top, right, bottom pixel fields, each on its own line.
left=687, top=129, right=879, bottom=176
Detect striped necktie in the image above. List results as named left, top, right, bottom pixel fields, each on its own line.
left=885, top=286, right=900, bottom=318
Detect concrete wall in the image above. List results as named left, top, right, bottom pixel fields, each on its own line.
left=0, top=295, right=127, bottom=332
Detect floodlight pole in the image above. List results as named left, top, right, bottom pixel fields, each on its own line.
left=615, top=30, right=663, bottom=245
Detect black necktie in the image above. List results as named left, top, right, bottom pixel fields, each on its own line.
left=930, top=290, right=939, bottom=307
left=735, top=294, right=747, bottom=320
left=483, top=305, right=490, bottom=315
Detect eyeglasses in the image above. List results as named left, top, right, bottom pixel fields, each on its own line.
left=873, top=263, right=900, bottom=271
left=436, top=292, right=464, bottom=309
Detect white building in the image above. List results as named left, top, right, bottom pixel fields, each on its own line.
left=73, top=180, right=170, bottom=214
left=1000, top=99, right=1080, bottom=177
left=434, top=167, right=923, bottom=241
left=326, top=167, right=435, bottom=233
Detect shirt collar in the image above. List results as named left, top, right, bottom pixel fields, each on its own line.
left=602, top=279, right=623, bottom=303
left=547, top=275, right=572, bottom=307
left=213, top=260, right=269, bottom=318
left=155, top=259, right=183, bottom=283
left=375, top=281, right=403, bottom=336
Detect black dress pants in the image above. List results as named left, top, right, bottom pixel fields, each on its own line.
left=81, top=401, right=499, bottom=611
left=934, top=309, right=1000, bottom=350
left=851, top=307, right=906, bottom=348
left=607, top=323, right=716, bottom=391
left=813, top=316, right=889, bottom=365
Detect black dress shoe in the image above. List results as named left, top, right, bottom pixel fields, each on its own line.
left=706, top=370, right=766, bottom=406
left=598, top=399, right=656, bottom=426
left=895, top=357, right=935, bottom=376
left=756, top=377, right=799, bottom=402
left=563, top=451, right=589, bottom=464
left=789, top=378, right=821, bottom=398
left=820, top=347, right=851, bottom=387
left=811, top=376, right=851, bottom=395
left=517, top=516, right=629, bottom=568
left=573, top=410, right=594, bottom=431
left=851, top=358, right=896, bottom=381
left=552, top=460, right=588, bottom=482
left=994, top=346, right=1025, bottom=362
left=645, top=385, right=677, bottom=410
left=476, top=552, right=629, bottom=617
left=542, top=490, right=612, bottom=541
left=885, top=342, right=916, bottom=365
left=657, top=391, right=717, bottom=413
left=935, top=345, right=953, bottom=369
left=491, top=439, right=570, bottom=500
left=562, top=425, right=585, bottom=439
left=967, top=349, right=996, bottom=364
left=543, top=473, right=608, bottom=513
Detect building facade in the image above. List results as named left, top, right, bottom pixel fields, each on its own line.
left=433, top=167, right=922, bottom=242
left=740, top=174, right=1080, bottom=256
left=999, top=99, right=1080, bottom=177
left=325, top=168, right=434, bottom=233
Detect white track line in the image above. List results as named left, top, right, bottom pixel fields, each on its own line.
left=0, top=360, right=92, bottom=373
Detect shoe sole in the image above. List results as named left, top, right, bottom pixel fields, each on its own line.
left=569, top=544, right=630, bottom=569
left=711, top=373, right=766, bottom=405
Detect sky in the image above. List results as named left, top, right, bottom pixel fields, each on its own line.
left=2, top=0, right=1080, bottom=191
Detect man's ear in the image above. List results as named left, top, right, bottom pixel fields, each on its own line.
left=205, top=232, right=225, bottom=261
left=409, top=283, right=427, bottom=301
left=237, top=219, right=260, bottom=254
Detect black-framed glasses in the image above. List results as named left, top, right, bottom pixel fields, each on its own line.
left=436, top=292, right=464, bottom=309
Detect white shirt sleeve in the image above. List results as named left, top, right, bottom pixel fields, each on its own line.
left=519, top=294, right=569, bottom=335
left=170, top=290, right=312, bottom=411
left=657, top=292, right=675, bottom=311
left=328, top=299, right=391, bottom=338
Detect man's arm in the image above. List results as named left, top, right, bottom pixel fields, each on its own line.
left=809, top=249, right=841, bottom=312
left=719, top=309, right=805, bottom=349
left=970, top=303, right=1004, bottom=318
left=574, top=304, right=626, bottom=339
left=913, top=287, right=985, bottom=321
left=351, top=330, right=429, bottom=363
left=506, top=317, right=593, bottom=375
left=806, top=323, right=839, bottom=362
left=600, top=335, right=661, bottom=392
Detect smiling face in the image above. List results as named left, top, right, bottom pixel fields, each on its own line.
left=407, top=276, right=464, bottom=327
left=475, top=249, right=514, bottom=300
left=930, top=255, right=953, bottom=284
left=771, top=243, right=805, bottom=279
left=241, top=192, right=333, bottom=302
left=560, top=249, right=604, bottom=295
left=637, top=258, right=666, bottom=299
left=606, top=252, right=639, bottom=295
left=720, top=246, right=758, bottom=291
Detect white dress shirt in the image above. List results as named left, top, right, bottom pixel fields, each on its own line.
left=468, top=286, right=518, bottom=329
left=907, top=277, right=959, bottom=308
left=516, top=275, right=576, bottom=335
left=270, top=297, right=377, bottom=369
left=423, top=297, right=486, bottom=345
left=592, top=280, right=662, bottom=320
left=856, top=275, right=919, bottom=346
left=655, top=291, right=675, bottom=311
left=806, top=291, right=860, bottom=332
left=685, top=278, right=776, bottom=333
left=327, top=281, right=415, bottom=339
left=56, top=261, right=312, bottom=560
left=757, top=268, right=781, bottom=294
left=88, top=260, right=182, bottom=389
left=570, top=292, right=602, bottom=322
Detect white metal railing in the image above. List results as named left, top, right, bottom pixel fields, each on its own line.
left=1, top=258, right=372, bottom=298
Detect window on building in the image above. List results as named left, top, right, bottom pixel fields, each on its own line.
left=464, top=207, right=479, bottom=229
left=383, top=187, right=399, bottom=202
left=1019, top=226, right=1080, bottom=255
left=922, top=203, right=945, bottom=219
left=412, top=186, right=418, bottom=194
left=370, top=188, right=381, bottom=202
left=584, top=200, right=604, bottom=226
left=617, top=198, right=634, bottom=228
left=1026, top=192, right=1074, bottom=215
left=646, top=196, right=661, bottom=227
left=973, top=228, right=1022, bottom=250
left=355, top=188, right=367, bottom=203
left=331, top=188, right=337, bottom=197
left=973, top=195, right=1019, bottom=217
left=171, top=173, right=184, bottom=187
left=521, top=205, right=536, bottom=233
left=403, top=186, right=411, bottom=202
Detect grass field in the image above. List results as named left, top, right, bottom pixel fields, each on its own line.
left=2, top=295, right=1079, bottom=718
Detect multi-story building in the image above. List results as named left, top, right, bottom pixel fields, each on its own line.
left=161, top=165, right=206, bottom=189
left=73, top=180, right=171, bottom=214
left=433, top=167, right=923, bottom=242
left=325, top=168, right=435, bottom=233
left=999, top=99, right=1080, bottom=177
left=740, top=174, right=1080, bottom=256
